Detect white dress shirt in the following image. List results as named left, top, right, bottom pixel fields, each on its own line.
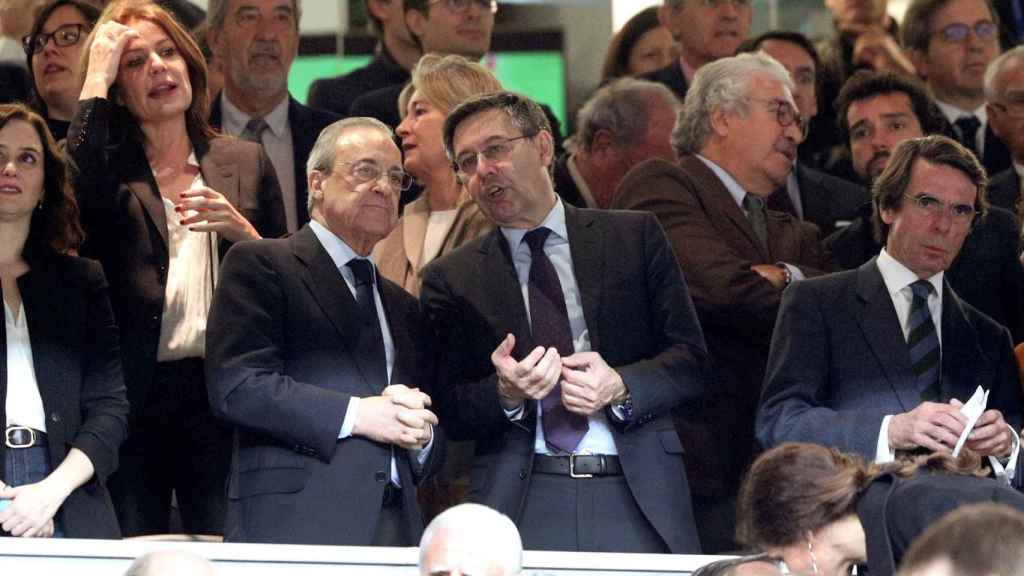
left=935, top=100, right=989, bottom=157
left=4, top=300, right=46, bottom=432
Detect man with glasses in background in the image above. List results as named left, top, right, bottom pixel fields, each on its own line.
left=903, top=0, right=1013, bottom=176
left=613, top=52, right=829, bottom=553
left=985, top=44, right=1024, bottom=216
left=757, top=135, right=1022, bottom=484
left=206, top=117, right=443, bottom=545
left=421, top=91, right=709, bottom=553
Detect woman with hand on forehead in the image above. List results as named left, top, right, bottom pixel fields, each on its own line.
left=69, top=0, right=285, bottom=537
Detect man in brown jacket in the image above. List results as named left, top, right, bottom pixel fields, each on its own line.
left=613, top=51, right=829, bottom=553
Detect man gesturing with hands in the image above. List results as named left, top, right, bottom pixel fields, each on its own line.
left=205, top=117, right=442, bottom=546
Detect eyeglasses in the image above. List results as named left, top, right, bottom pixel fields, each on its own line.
left=340, top=160, right=414, bottom=192
left=990, top=97, right=1024, bottom=119
left=23, top=23, right=88, bottom=55
left=699, top=0, right=751, bottom=7
left=934, top=21, right=998, bottom=43
left=428, top=0, right=499, bottom=15
left=747, top=97, right=809, bottom=136
left=453, top=134, right=534, bottom=180
left=903, top=192, right=977, bottom=222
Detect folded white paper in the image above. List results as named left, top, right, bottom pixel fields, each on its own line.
left=952, top=385, right=989, bottom=457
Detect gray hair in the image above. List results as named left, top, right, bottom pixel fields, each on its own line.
left=306, top=117, right=395, bottom=211
left=984, top=45, right=1024, bottom=101
left=671, top=51, right=794, bottom=155
left=418, top=503, right=522, bottom=576
left=124, top=550, right=215, bottom=576
left=573, top=78, right=680, bottom=153
left=207, top=0, right=303, bottom=32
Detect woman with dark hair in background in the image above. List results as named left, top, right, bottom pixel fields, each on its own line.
left=738, top=443, right=1024, bottom=576
left=69, top=0, right=285, bottom=537
left=23, top=0, right=100, bottom=140
left=0, top=103, right=128, bottom=539
left=600, top=6, right=677, bottom=82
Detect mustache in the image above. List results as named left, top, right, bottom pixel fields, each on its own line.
left=868, top=150, right=891, bottom=168
left=249, top=43, right=281, bottom=58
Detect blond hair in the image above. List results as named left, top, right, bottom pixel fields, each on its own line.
left=398, top=53, right=502, bottom=119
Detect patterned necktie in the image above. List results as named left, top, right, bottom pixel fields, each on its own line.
left=347, top=259, right=388, bottom=391
left=743, top=194, right=769, bottom=253
left=907, top=280, right=941, bottom=402
left=954, top=116, right=981, bottom=158
left=523, top=227, right=588, bottom=453
left=240, top=116, right=269, bottom=143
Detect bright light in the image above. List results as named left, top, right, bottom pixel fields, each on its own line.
left=612, top=0, right=662, bottom=32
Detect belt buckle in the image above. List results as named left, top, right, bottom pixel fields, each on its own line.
left=569, top=453, right=593, bottom=479
left=5, top=426, right=35, bottom=449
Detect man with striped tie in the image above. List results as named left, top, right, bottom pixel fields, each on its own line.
left=756, top=135, right=1022, bottom=479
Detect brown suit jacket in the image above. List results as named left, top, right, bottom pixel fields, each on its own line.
left=613, top=155, right=828, bottom=497
left=373, top=189, right=493, bottom=297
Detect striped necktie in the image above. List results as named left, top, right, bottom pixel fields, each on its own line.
left=907, top=280, right=941, bottom=401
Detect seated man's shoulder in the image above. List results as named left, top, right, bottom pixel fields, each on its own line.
left=614, top=158, right=694, bottom=207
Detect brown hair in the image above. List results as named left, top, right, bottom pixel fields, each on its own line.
left=736, top=442, right=986, bottom=549
left=897, top=504, right=1024, bottom=576
left=600, top=6, right=663, bottom=81
left=901, top=0, right=1000, bottom=52
left=80, top=0, right=217, bottom=142
left=0, top=103, right=84, bottom=254
left=871, top=135, right=989, bottom=244
left=25, top=0, right=102, bottom=118
left=397, top=53, right=502, bottom=119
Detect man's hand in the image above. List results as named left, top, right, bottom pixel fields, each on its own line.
left=751, top=264, right=787, bottom=289
left=852, top=27, right=916, bottom=75
left=0, top=479, right=69, bottom=538
left=888, top=401, right=968, bottom=453
left=352, top=394, right=437, bottom=450
left=559, top=352, right=626, bottom=416
left=491, top=334, right=561, bottom=410
left=948, top=399, right=1013, bottom=457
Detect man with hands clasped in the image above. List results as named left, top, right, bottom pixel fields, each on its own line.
left=421, top=92, right=710, bottom=553
left=205, top=117, right=442, bottom=546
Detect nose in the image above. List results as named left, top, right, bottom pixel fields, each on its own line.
left=149, top=52, right=167, bottom=73
left=718, top=1, right=740, bottom=19
left=1, top=159, right=17, bottom=176
left=396, top=115, right=412, bottom=139
left=784, top=120, right=804, bottom=144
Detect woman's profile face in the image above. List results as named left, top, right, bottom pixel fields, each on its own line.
left=626, top=26, right=677, bottom=77
left=395, top=90, right=448, bottom=181
left=30, top=5, right=92, bottom=115
left=771, top=516, right=866, bottom=576
left=115, top=18, right=193, bottom=124
left=0, top=119, right=46, bottom=224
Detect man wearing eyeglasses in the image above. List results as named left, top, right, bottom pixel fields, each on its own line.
left=205, top=117, right=443, bottom=546
left=903, top=0, right=1013, bottom=177
left=421, top=91, right=710, bottom=553
left=757, top=135, right=1022, bottom=485
left=206, top=0, right=340, bottom=234
left=613, top=52, right=829, bottom=553
left=985, top=44, right=1024, bottom=216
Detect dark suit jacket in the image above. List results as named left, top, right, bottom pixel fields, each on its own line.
left=988, top=168, right=1021, bottom=218
left=350, top=83, right=405, bottom=131
left=420, top=205, right=709, bottom=553
left=858, top=471, right=1024, bottom=576
left=1, top=251, right=129, bottom=538
left=612, top=156, right=829, bottom=497
left=68, top=97, right=287, bottom=416
left=981, top=124, right=1013, bottom=177
left=825, top=204, right=1024, bottom=343
left=551, top=154, right=589, bottom=208
left=205, top=225, right=440, bottom=545
left=307, top=49, right=410, bottom=117
left=642, top=61, right=688, bottom=100
left=794, top=162, right=869, bottom=237
left=756, top=259, right=1023, bottom=457
left=209, top=95, right=340, bottom=226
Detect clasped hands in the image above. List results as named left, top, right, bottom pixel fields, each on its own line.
left=888, top=400, right=1013, bottom=457
left=0, top=479, right=66, bottom=538
left=491, top=333, right=627, bottom=416
left=352, top=384, right=436, bottom=450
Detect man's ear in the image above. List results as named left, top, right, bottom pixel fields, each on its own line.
left=709, top=105, right=731, bottom=137
left=308, top=171, right=324, bottom=202
left=908, top=48, right=930, bottom=81
left=405, top=8, right=427, bottom=44
left=536, top=129, right=555, bottom=169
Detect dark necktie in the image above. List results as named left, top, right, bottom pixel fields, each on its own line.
left=523, top=228, right=588, bottom=453
left=907, top=280, right=941, bottom=402
left=766, top=185, right=797, bottom=218
left=241, top=116, right=269, bottom=143
left=954, top=116, right=981, bottom=158
left=347, top=259, right=388, bottom=391
left=742, top=194, right=769, bottom=254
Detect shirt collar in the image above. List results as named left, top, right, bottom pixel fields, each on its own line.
left=500, top=197, right=568, bottom=251
left=220, top=92, right=290, bottom=138
left=566, top=154, right=598, bottom=208
left=695, top=154, right=748, bottom=210
left=934, top=99, right=988, bottom=125
left=1013, top=161, right=1024, bottom=182
left=309, top=219, right=374, bottom=274
left=877, top=247, right=944, bottom=300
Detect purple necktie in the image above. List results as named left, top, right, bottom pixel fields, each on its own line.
left=523, top=227, right=589, bottom=453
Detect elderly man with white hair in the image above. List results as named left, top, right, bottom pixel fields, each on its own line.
left=124, top=550, right=216, bottom=576
left=419, top=503, right=522, bottom=576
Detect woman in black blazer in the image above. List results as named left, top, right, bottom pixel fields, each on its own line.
left=737, top=443, right=1024, bottom=576
left=68, top=0, right=286, bottom=536
left=0, top=103, right=128, bottom=539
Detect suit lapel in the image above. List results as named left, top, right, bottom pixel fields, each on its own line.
left=564, top=204, right=602, bottom=353
left=477, top=229, right=535, bottom=357
left=380, top=281, right=412, bottom=387
left=680, top=156, right=768, bottom=260
left=856, top=259, right=919, bottom=412
left=287, top=97, right=310, bottom=224
left=401, top=196, right=429, bottom=276
left=939, top=282, right=987, bottom=401
left=127, top=180, right=169, bottom=249
left=796, top=164, right=828, bottom=227
left=200, top=146, right=240, bottom=211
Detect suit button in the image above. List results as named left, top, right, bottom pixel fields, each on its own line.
left=374, top=470, right=387, bottom=482
left=519, top=469, right=527, bottom=480
left=50, top=412, right=61, bottom=423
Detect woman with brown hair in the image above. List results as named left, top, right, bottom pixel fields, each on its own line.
left=738, top=443, right=1024, bottom=576
left=600, top=7, right=677, bottom=82
left=0, top=103, right=128, bottom=539
left=69, top=0, right=285, bottom=536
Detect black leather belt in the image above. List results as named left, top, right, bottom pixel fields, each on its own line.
left=4, top=426, right=47, bottom=449
left=533, top=454, right=623, bottom=478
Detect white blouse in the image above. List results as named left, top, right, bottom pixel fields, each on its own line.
left=4, top=299, right=46, bottom=432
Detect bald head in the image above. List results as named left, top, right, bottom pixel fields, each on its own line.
left=419, top=504, right=522, bottom=576
left=124, top=550, right=216, bottom=576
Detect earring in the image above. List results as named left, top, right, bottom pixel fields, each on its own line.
left=807, top=536, right=820, bottom=575
left=36, top=200, right=43, bottom=211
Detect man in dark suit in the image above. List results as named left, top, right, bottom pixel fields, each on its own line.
left=758, top=136, right=1022, bottom=478
left=307, top=0, right=420, bottom=117
left=554, top=78, right=679, bottom=209
left=642, top=0, right=752, bottom=99
left=206, top=117, right=441, bottom=545
left=826, top=69, right=1024, bottom=342
left=206, top=0, right=339, bottom=232
left=421, top=91, right=709, bottom=553
left=613, top=52, right=829, bottom=553
left=985, top=45, right=1024, bottom=217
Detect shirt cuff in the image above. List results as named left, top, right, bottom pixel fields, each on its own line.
left=988, top=424, right=1020, bottom=484
left=412, top=425, right=434, bottom=466
left=779, top=262, right=806, bottom=282
left=338, top=396, right=361, bottom=439
left=876, top=415, right=895, bottom=463
left=504, top=402, right=525, bottom=421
